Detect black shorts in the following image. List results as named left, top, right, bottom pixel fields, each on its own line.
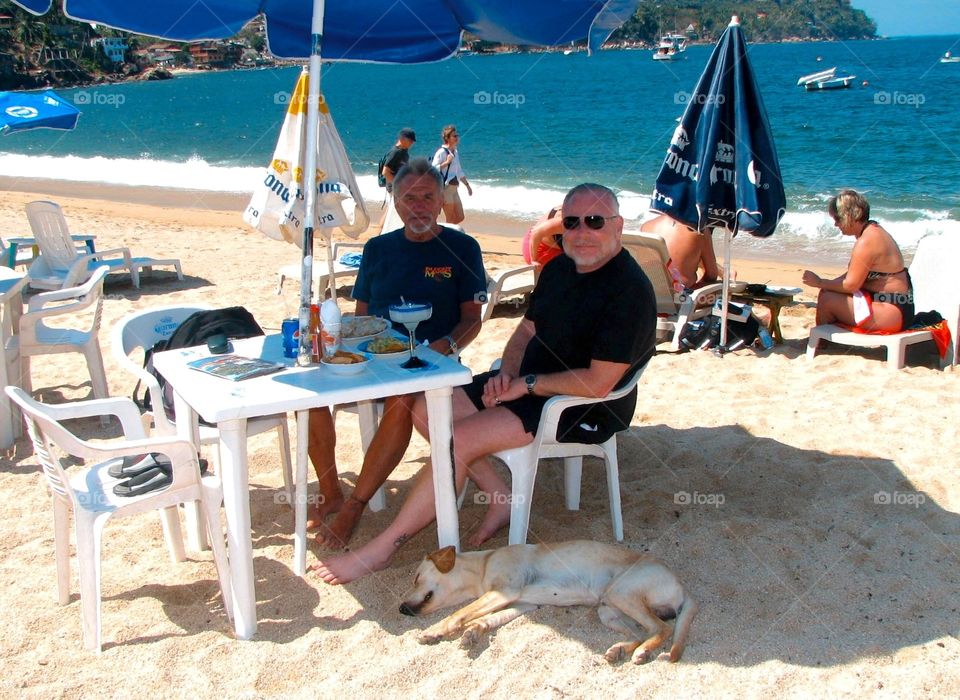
left=463, top=370, right=635, bottom=445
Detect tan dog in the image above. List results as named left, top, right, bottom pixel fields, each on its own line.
left=400, top=540, right=697, bottom=664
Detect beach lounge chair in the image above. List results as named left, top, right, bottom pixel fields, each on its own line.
left=25, top=200, right=183, bottom=290
left=621, top=232, right=723, bottom=351
left=492, top=362, right=648, bottom=545
left=5, top=386, right=232, bottom=652
left=806, top=232, right=960, bottom=370
left=16, top=266, right=111, bottom=414
left=276, top=241, right=364, bottom=296
left=482, top=264, right=537, bottom=321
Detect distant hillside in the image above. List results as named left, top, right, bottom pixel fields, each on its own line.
left=609, top=0, right=877, bottom=45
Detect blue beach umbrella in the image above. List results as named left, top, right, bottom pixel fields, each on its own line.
left=0, top=89, right=79, bottom=135
left=12, top=0, right=641, bottom=355
left=650, top=16, right=786, bottom=349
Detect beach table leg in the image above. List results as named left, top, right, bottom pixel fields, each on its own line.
left=424, top=386, right=460, bottom=550
left=293, top=409, right=310, bottom=576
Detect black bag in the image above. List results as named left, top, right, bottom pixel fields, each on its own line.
left=679, top=313, right=759, bottom=352
left=134, top=306, right=263, bottom=415
left=377, top=151, right=389, bottom=188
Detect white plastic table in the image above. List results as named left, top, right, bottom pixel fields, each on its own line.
left=152, top=333, right=472, bottom=640
left=0, top=268, right=27, bottom=448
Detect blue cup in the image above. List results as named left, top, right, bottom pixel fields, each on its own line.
left=281, top=318, right=299, bottom=358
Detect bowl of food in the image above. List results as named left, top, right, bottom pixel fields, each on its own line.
left=359, top=336, right=410, bottom=360
left=341, top=315, right=389, bottom=341
left=320, top=350, right=370, bottom=375
left=728, top=280, right=748, bottom=294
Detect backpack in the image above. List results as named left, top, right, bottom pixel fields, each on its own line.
left=679, top=313, right=760, bottom=352
left=377, top=150, right=389, bottom=187
left=134, top=306, right=263, bottom=418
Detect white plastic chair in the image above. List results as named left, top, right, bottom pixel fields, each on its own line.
left=25, top=200, right=183, bottom=290
left=482, top=264, right=537, bottom=321
left=276, top=241, right=365, bottom=296
left=621, top=232, right=722, bottom=351
left=492, top=363, right=648, bottom=545
left=806, top=232, right=960, bottom=370
left=111, top=305, right=294, bottom=503
left=5, top=386, right=233, bottom=652
left=16, top=265, right=110, bottom=410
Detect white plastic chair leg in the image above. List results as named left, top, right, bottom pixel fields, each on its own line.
left=600, top=437, right=624, bottom=542
left=159, top=506, right=186, bottom=563
left=200, top=479, right=234, bottom=622
left=75, top=511, right=107, bottom=652
left=355, top=400, right=388, bottom=513
left=563, top=456, right=583, bottom=511
left=502, top=446, right=538, bottom=545
left=53, top=496, right=71, bottom=605
left=84, top=342, right=110, bottom=426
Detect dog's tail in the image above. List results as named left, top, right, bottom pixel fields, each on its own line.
left=668, top=594, right=698, bottom=663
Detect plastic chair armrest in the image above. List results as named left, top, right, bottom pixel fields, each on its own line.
left=32, top=396, right=148, bottom=439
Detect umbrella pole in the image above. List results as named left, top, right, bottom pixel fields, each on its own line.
left=298, top=0, right=326, bottom=363
left=720, top=227, right=733, bottom=350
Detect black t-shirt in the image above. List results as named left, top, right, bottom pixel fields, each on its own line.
left=521, top=248, right=656, bottom=439
left=383, top=146, right=410, bottom=192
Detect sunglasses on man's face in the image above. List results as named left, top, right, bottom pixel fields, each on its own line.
left=562, top=214, right=619, bottom=231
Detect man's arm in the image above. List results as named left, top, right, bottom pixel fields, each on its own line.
left=428, top=299, right=482, bottom=356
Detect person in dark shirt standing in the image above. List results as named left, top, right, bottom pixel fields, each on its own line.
left=382, top=127, right=416, bottom=192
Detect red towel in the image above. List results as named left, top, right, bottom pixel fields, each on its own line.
left=841, top=320, right=952, bottom=359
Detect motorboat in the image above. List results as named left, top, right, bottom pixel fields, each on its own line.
left=941, top=51, right=960, bottom=63
left=798, top=66, right=855, bottom=91
left=804, top=74, right=856, bottom=90
left=652, top=33, right=686, bottom=61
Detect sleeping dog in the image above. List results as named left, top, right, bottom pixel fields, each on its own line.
left=400, top=540, right=697, bottom=664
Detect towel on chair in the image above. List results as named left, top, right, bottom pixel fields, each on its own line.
left=841, top=310, right=952, bottom=359
left=339, top=252, right=362, bottom=268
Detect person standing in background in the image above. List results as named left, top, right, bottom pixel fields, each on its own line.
left=431, top=125, right=472, bottom=225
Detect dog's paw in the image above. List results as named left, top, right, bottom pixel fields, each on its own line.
left=417, top=630, right=445, bottom=645
left=459, top=623, right=484, bottom=648
left=603, top=643, right=628, bottom=663
left=631, top=648, right=654, bottom=665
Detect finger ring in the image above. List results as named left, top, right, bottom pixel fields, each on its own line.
left=495, top=398, right=502, bottom=406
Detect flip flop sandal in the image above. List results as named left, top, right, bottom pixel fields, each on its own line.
left=108, top=454, right=208, bottom=479
left=112, top=465, right=172, bottom=497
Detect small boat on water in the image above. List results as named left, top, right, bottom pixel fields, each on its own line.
left=652, top=33, right=686, bottom=61
left=941, top=51, right=960, bottom=64
left=797, top=66, right=855, bottom=91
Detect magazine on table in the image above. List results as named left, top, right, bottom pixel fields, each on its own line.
left=187, top=354, right=285, bottom=381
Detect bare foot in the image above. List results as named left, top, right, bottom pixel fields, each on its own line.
left=467, top=494, right=511, bottom=547
left=306, top=494, right=343, bottom=531
left=315, top=495, right=367, bottom=549
left=309, top=541, right=393, bottom=585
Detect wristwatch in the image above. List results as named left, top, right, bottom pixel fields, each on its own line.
left=524, top=374, right=537, bottom=395
left=444, top=335, right=459, bottom=355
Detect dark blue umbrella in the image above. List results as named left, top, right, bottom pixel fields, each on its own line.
left=0, top=90, right=79, bottom=135
left=650, top=16, right=786, bottom=348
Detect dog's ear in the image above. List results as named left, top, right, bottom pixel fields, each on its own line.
left=427, top=546, right=456, bottom=574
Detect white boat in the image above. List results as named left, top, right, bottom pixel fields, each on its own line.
left=941, top=51, right=960, bottom=63
left=797, top=67, right=836, bottom=86
left=805, top=74, right=856, bottom=91
left=652, top=33, right=686, bottom=61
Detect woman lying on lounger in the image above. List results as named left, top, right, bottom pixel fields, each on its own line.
left=801, top=189, right=914, bottom=332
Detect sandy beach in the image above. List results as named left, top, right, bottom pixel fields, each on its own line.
left=1, top=184, right=957, bottom=698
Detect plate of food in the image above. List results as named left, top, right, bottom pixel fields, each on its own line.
left=728, top=281, right=748, bottom=293
left=320, top=350, right=370, bottom=375
left=341, top=315, right=389, bottom=341
left=358, top=336, right=410, bottom=360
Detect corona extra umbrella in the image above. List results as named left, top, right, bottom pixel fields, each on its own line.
left=0, top=89, right=79, bottom=135
left=651, top=16, right=786, bottom=349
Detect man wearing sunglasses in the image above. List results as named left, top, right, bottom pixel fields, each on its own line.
left=312, top=183, right=656, bottom=585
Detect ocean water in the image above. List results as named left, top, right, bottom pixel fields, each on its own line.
left=2, top=35, right=959, bottom=260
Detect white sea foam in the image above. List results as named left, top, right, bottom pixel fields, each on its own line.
left=2, top=152, right=955, bottom=254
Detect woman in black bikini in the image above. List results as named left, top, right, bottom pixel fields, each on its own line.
left=802, top=190, right=914, bottom=331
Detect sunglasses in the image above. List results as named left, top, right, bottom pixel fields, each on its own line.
left=562, top=214, right=619, bottom=231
